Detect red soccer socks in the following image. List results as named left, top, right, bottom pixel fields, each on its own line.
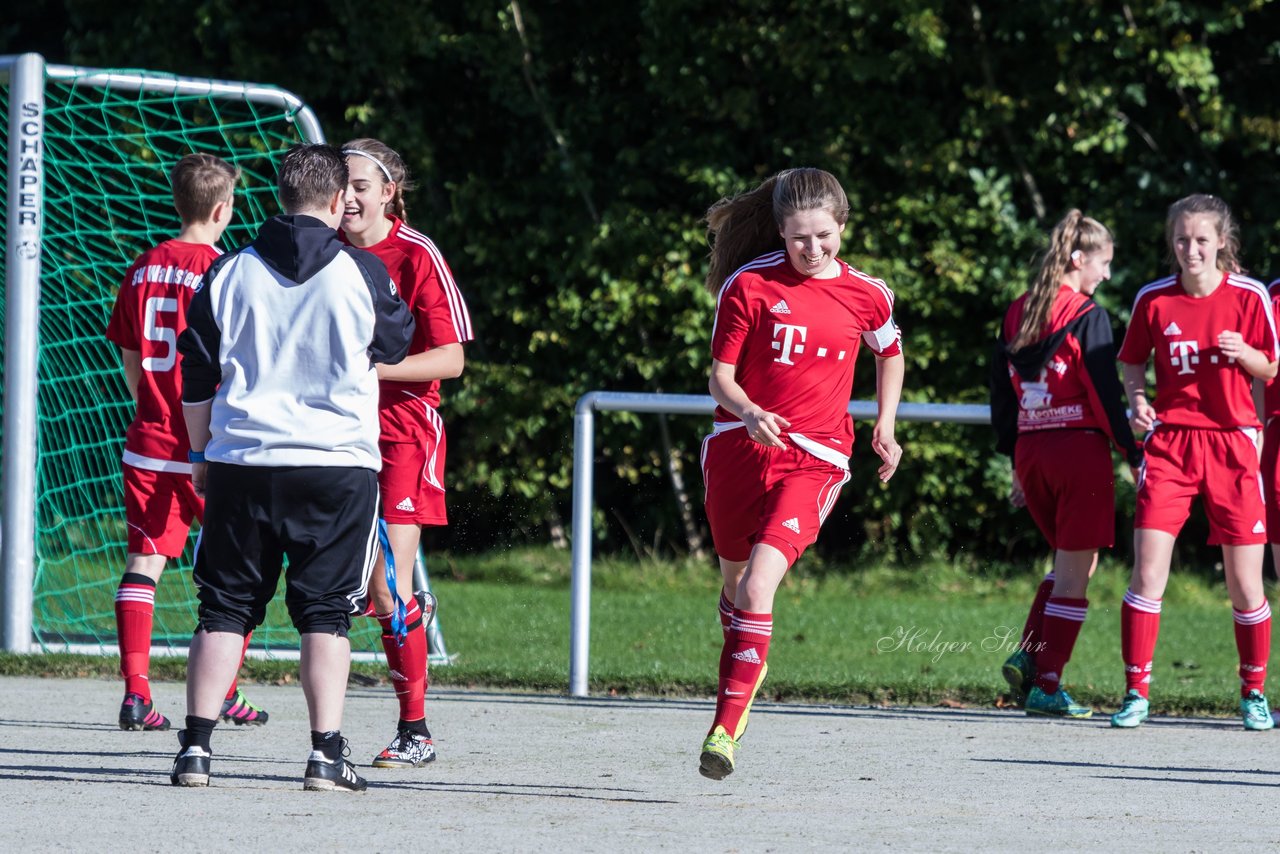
left=1233, top=601, right=1271, bottom=698
left=115, top=573, right=156, bottom=700
left=1033, top=597, right=1087, bottom=694
left=1120, top=590, right=1162, bottom=698
left=379, top=597, right=428, bottom=723
left=711, top=609, right=772, bottom=740
left=1019, top=574, right=1055, bottom=664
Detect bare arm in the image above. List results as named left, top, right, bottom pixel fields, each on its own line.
left=375, top=342, right=465, bottom=382
left=119, top=348, right=142, bottom=402
left=1122, top=361, right=1157, bottom=434
left=1219, top=331, right=1278, bottom=381
left=708, top=358, right=790, bottom=448
left=872, top=352, right=904, bottom=482
left=182, top=400, right=213, bottom=498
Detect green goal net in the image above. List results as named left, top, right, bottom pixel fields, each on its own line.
left=0, top=60, right=399, bottom=659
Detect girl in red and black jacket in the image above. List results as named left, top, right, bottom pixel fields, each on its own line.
left=990, top=209, right=1142, bottom=719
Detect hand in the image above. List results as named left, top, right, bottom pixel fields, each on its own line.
left=871, top=423, right=902, bottom=482
left=1009, top=470, right=1026, bottom=508
left=191, top=461, right=209, bottom=498
left=1218, top=330, right=1249, bottom=361
left=742, top=407, right=790, bottom=448
left=1129, top=402, right=1157, bottom=434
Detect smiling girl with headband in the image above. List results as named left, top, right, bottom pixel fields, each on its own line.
left=340, top=137, right=474, bottom=767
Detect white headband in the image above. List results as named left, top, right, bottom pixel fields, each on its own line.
left=343, top=149, right=394, bottom=184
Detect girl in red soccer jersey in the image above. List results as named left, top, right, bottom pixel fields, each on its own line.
left=697, top=168, right=904, bottom=780
left=1113, top=193, right=1277, bottom=729
left=340, top=138, right=473, bottom=767
left=990, top=210, right=1142, bottom=719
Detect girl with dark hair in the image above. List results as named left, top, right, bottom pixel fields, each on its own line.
left=990, top=209, right=1141, bottom=719
left=697, top=168, right=904, bottom=780
left=1113, top=193, right=1277, bottom=729
left=340, top=138, right=474, bottom=766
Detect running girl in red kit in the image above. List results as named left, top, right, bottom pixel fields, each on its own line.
left=340, top=138, right=473, bottom=767
left=106, top=153, right=268, bottom=732
left=697, top=168, right=904, bottom=780
left=990, top=210, right=1142, bottom=719
left=1113, top=193, right=1277, bottom=730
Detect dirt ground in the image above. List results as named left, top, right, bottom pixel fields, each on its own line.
left=2, top=676, right=1276, bottom=852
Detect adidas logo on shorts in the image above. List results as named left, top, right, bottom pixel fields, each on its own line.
left=769, top=299, right=792, bottom=315
left=782, top=517, right=801, bottom=534
left=731, top=647, right=762, bottom=664
left=396, top=497, right=416, bottom=512
left=1254, top=520, right=1266, bottom=535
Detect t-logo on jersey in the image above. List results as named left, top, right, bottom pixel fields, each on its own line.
left=1167, top=339, right=1202, bottom=376
left=771, top=322, right=807, bottom=364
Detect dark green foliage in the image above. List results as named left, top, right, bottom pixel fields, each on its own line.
left=8, top=0, right=1280, bottom=568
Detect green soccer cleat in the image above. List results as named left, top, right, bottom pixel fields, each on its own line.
left=1002, top=650, right=1035, bottom=703
left=1110, top=689, right=1150, bottom=729
left=1025, top=685, right=1093, bottom=719
left=699, top=726, right=739, bottom=781
left=1240, top=689, right=1275, bottom=731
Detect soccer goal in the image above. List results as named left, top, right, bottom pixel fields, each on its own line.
left=0, top=53, right=451, bottom=664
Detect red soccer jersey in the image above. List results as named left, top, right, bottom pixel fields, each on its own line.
left=1264, top=278, right=1280, bottom=420
left=1117, top=272, right=1277, bottom=429
left=710, top=251, right=901, bottom=468
left=105, top=239, right=221, bottom=468
left=1002, top=286, right=1111, bottom=434
left=343, top=216, right=473, bottom=413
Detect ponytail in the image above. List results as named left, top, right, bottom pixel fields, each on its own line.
left=1010, top=210, right=1112, bottom=351
left=704, top=168, right=849, bottom=294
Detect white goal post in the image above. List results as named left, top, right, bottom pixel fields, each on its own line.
left=568, top=391, right=992, bottom=697
left=0, top=53, right=450, bottom=664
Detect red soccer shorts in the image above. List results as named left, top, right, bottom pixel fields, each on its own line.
left=701, top=426, right=850, bottom=566
left=1261, top=419, right=1280, bottom=543
left=1014, top=429, right=1115, bottom=551
left=122, top=462, right=202, bottom=557
left=1136, top=425, right=1266, bottom=545
left=378, top=393, right=448, bottom=526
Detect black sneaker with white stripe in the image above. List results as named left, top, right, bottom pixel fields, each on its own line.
left=170, top=744, right=212, bottom=787
left=303, top=739, right=368, bottom=792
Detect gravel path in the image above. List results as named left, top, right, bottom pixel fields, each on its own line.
left=1, top=676, right=1276, bottom=852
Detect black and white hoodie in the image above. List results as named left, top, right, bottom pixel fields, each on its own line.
left=179, top=214, right=414, bottom=470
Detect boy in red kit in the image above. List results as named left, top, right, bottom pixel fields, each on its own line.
left=105, top=154, right=268, bottom=731
left=990, top=210, right=1142, bottom=719
left=697, top=168, right=904, bottom=780
left=1113, top=193, right=1277, bottom=730
left=340, top=138, right=472, bottom=768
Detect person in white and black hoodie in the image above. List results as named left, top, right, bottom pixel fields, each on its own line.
left=170, top=144, right=414, bottom=792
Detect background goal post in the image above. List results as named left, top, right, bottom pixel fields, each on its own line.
left=0, top=53, right=451, bottom=664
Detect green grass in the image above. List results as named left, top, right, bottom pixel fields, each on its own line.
left=9, top=547, right=1266, bottom=716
